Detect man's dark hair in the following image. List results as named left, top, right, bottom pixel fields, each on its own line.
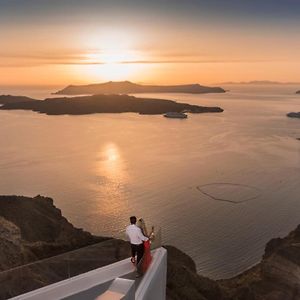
left=130, top=216, right=137, bottom=224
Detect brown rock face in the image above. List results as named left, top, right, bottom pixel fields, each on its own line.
left=0, top=195, right=108, bottom=270
left=218, top=225, right=300, bottom=300
left=0, top=217, right=26, bottom=270
left=259, top=226, right=300, bottom=297
left=0, top=195, right=129, bottom=299
left=166, top=227, right=300, bottom=300
left=165, top=245, right=222, bottom=300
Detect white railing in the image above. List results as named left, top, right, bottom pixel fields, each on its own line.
left=136, top=247, right=167, bottom=300
left=9, top=247, right=167, bottom=300
left=1, top=227, right=164, bottom=300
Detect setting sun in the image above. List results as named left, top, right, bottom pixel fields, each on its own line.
left=80, top=62, right=143, bottom=81
left=80, top=30, right=146, bottom=80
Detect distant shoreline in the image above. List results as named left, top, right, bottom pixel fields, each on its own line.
left=54, top=80, right=226, bottom=96
left=218, top=80, right=300, bottom=85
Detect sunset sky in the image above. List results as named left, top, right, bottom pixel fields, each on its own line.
left=1, top=0, right=300, bottom=86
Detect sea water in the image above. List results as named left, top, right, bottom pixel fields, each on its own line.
left=0, top=84, right=299, bottom=279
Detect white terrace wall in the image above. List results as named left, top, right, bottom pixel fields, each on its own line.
left=10, top=247, right=167, bottom=300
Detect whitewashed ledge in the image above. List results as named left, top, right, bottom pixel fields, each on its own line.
left=9, top=247, right=167, bottom=300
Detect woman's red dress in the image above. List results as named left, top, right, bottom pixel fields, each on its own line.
left=141, top=240, right=152, bottom=274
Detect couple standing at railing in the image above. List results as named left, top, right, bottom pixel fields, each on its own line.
left=125, top=216, right=155, bottom=278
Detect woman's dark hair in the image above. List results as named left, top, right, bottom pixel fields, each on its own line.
left=130, top=216, right=137, bottom=224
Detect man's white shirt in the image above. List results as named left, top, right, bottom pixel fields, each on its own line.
left=126, top=224, right=148, bottom=245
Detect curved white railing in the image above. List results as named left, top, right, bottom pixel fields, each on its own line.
left=1, top=227, right=165, bottom=300
left=8, top=247, right=167, bottom=300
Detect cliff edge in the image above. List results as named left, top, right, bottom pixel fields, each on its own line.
left=0, top=195, right=108, bottom=271
left=166, top=224, right=300, bottom=300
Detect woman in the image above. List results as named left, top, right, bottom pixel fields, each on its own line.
left=137, top=218, right=154, bottom=274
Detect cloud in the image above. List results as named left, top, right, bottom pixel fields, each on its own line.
left=0, top=52, right=87, bottom=67
left=0, top=51, right=285, bottom=68
left=119, top=59, right=279, bottom=64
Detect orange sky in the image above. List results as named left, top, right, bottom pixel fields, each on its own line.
left=1, top=1, right=300, bottom=86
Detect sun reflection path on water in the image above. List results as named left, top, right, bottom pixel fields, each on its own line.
left=105, top=143, right=119, bottom=162
left=93, top=143, right=130, bottom=221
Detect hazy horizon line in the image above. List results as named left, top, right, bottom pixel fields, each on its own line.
left=1, top=80, right=300, bottom=89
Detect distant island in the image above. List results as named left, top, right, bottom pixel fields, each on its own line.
left=54, top=81, right=226, bottom=95
left=287, top=112, right=300, bottom=118
left=220, top=80, right=300, bottom=85
left=0, top=95, right=38, bottom=104
left=0, top=94, right=223, bottom=116
left=296, top=90, right=300, bottom=94
left=1, top=195, right=300, bottom=300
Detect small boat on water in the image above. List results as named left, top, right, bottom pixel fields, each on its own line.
left=163, top=112, right=188, bottom=119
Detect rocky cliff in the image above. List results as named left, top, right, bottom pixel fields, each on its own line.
left=166, top=225, right=300, bottom=300
left=219, top=225, right=300, bottom=299
left=0, top=195, right=299, bottom=299
left=0, top=195, right=129, bottom=299
left=0, top=195, right=108, bottom=269
left=0, top=216, right=28, bottom=271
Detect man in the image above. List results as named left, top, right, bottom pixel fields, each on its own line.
left=126, top=216, right=149, bottom=274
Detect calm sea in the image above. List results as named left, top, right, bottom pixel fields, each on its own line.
left=0, top=84, right=299, bottom=279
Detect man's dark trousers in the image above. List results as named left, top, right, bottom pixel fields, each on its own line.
left=131, top=243, right=144, bottom=265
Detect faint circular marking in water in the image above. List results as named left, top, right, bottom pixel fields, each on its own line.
left=196, top=182, right=261, bottom=204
